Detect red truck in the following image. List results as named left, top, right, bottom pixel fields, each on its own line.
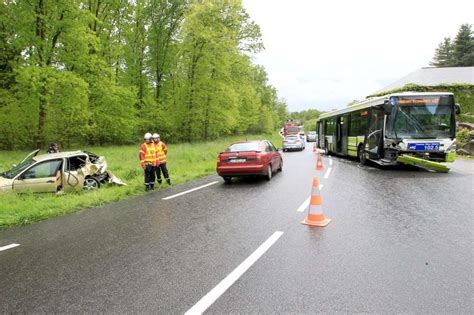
left=282, top=120, right=301, bottom=136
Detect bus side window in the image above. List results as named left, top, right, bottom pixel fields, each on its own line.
left=360, top=111, right=369, bottom=133
left=349, top=113, right=358, bottom=136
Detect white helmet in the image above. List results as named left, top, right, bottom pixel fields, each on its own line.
left=144, top=132, right=152, bottom=140
left=152, top=133, right=160, bottom=139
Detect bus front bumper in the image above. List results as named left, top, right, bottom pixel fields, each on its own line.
left=396, top=154, right=450, bottom=173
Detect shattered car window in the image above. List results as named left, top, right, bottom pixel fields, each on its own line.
left=66, top=155, right=88, bottom=171
left=1, top=157, right=36, bottom=179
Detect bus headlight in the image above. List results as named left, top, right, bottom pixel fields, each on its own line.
left=446, top=141, right=457, bottom=153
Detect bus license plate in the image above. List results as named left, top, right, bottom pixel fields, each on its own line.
left=408, top=143, right=440, bottom=151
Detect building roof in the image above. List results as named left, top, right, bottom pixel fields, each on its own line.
left=373, top=66, right=474, bottom=95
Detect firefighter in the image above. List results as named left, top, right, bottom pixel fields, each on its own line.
left=139, top=132, right=157, bottom=191
left=47, top=143, right=60, bottom=154
left=152, top=133, right=171, bottom=185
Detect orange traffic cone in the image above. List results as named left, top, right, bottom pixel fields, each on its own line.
left=301, top=176, right=331, bottom=227
left=315, top=151, right=324, bottom=170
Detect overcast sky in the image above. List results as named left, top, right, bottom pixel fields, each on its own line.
left=242, top=0, right=473, bottom=112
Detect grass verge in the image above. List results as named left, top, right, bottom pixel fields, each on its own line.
left=0, top=133, right=283, bottom=228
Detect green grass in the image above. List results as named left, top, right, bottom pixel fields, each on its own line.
left=0, top=133, right=283, bottom=228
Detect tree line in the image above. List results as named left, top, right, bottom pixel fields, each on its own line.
left=0, top=0, right=288, bottom=149
left=288, top=109, right=321, bottom=132
left=431, top=23, right=474, bottom=67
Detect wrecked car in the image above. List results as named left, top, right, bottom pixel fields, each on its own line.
left=0, top=150, right=126, bottom=194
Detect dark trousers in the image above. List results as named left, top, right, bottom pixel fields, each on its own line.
left=154, top=163, right=169, bottom=182
left=144, top=164, right=155, bottom=187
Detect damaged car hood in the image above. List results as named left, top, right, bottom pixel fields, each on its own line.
left=80, top=156, right=127, bottom=186
left=0, top=176, right=13, bottom=192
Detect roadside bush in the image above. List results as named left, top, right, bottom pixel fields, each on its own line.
left=456, top=128, right=471, bottom=146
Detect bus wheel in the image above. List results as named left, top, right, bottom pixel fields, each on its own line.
left=324, top=141, right=329, bottom=155
left=358, top=145, right=368, bottom=165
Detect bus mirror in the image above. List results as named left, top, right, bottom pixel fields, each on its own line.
left=383, top=101, right=392, bottom=115
left=455, top=103, right=461, bottom=115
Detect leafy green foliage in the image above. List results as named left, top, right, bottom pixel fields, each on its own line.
left=0, top=0, right=286, bottom=149
left=289, top=109, right=322, bottom=131
left=456, top=128, right=471, bottom=146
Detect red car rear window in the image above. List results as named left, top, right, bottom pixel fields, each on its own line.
left=226, top=142, right=260, bottom=152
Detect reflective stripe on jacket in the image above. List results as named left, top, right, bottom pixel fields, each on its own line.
left=155, top=142, right=167, bottom=164
left=139, top=142, right=157, bottom=167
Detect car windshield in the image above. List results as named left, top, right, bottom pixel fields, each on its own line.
left=0, top=157, right=36, bottom=179
left=285, top=136, right=299, bottom=140
left=309, top=132, right=316, bottom=135
left=226, top=142, right=260, bottom=152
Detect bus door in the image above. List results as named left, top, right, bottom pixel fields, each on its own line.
left=317, top=121, right=323, bottom=149
left=366, top=107, right=385, bottom=159
left=336, top=115, right=349, bottom=155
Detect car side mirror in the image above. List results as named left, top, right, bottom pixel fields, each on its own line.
left=455, top=103, right=461, bottom=115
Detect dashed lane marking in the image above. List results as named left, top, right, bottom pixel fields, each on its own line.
left=324, top=167, right=332, bottom=179
left=0, top=243, right=20, bottom=252
left=185, top=231, right=284, bottom=315
left=329, top=158, right=333, bottom=166
left=162, top=181, right=219, bottom=200
left=296, top=185, right=324, bottom=212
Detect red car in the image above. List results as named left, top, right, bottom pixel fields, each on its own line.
left=216, top=140, right=283, bottom=183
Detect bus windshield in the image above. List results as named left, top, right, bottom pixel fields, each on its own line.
left=386, top=96, right=454, bottom=139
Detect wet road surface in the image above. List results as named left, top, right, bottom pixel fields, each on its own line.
left=1, top=146, right=473, bottom=313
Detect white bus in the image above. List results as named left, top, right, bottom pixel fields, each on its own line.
left=316, top=92, right=461, bottom=172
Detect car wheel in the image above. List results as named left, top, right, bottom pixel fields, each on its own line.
left=83, top=177, right=100, bottom=191
left=266, top=164, right=272, bottom=181
left=278, top=159, right=283, bottom=172
left=358, top=145, right=368, bottom=165
left=223, top=176, right=232, bottom=184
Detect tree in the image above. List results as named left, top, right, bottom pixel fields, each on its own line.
left=147, top=0, right=188, bottom=104
left=453, top=23, right=474, bottom=66
left=176, top=0, right=264, bottom=140
left=431, top=24, right=474, bottom=67
left=430, top=37, right=454, bottom=67
left=0, top=0, right=285, bottom=149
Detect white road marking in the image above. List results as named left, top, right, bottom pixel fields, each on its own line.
left=296, top=185, right=324, bottom=212
left=329, top=158, right=333, bottom=166
left=0, top=243, right=20, bottom=252
left=162, top=181, right=219, bottom=200
left=297, top=197, right=310, bottom=213
left=185, top=231, right=284, bottom=315
left=324, top=167, right=332, bottom=179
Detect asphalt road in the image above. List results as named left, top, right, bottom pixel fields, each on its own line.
left=1, top=145, right=473, bottom=313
